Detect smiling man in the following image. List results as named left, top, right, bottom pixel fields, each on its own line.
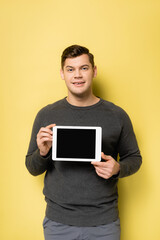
left=60, top=53, right=98, bottom=105
left=26, top=45, right=142, bottom=240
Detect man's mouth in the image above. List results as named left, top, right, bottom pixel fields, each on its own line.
left=72, top=81, right=85, bottom=86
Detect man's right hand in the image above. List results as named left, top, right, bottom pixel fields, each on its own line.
left=37, top=124, right=56, bottom=156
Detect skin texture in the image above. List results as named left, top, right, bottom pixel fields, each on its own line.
left=36, top=54, right=120, bottom=178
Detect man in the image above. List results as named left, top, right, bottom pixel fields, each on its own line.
left=26, top=45, right=142, bottom=240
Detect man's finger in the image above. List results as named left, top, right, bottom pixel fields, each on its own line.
left=91, top=153, right=113, bottom=166
left=101, top=152, right=112, bottom=161
left=46, top=123, right=56, bottom=129
left=39, top=137, right=53, bottom=143
left=39, top=132, right=53, bottom=139
left=91, top=161, right=107, bottom=167
left=37, top=127, right=53, bottom=137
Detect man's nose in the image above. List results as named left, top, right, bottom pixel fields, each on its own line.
left=74, top=69, right=82, bottom=78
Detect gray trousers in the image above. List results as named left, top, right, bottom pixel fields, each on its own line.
left=43, top=217, right=121, bottom=240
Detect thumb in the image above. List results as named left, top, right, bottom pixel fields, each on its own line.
left=101, top=152, right=112, bottom=161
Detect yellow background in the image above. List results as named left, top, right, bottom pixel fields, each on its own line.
left=1, top=0, right=160, bottom=239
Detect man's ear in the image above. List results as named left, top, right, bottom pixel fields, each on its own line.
left=60, top=69, right=64, bottom=80
left=93, top=66, right=97, bottom=78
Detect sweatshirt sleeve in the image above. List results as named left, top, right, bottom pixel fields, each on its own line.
left=116, top=108, right=142, bottom=178
left=25, top=109, right=52, bottom=176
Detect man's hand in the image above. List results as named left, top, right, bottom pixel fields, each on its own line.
left=91, top=152, right=120, bottom=179
left=37, top=124, right=56, bottom=156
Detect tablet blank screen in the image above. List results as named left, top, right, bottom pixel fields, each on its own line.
left=57, top=129, right=96, bottom=159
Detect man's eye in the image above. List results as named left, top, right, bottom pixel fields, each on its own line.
left=67, top=68, right=73, bottom=72
left=82, top=67, right=88, bottom=70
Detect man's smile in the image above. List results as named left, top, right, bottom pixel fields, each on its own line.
left=72, top=81, right=85, bottom=86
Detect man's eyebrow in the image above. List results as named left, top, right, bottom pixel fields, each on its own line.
left=65, top=65, right=74, bottom=68
left=65, top=64, right=90, bottom=68
left=80, top=64, right=90, bottom=67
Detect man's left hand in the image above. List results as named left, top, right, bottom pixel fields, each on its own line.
left=91, top=152, right=120, bottom=179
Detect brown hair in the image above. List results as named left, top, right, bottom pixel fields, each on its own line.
left=61, top=45, right=95, bottom=68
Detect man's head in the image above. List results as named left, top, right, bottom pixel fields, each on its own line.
left=60, top=45, right=97, bottom=101
left=61, top=45, right=95, bottom=69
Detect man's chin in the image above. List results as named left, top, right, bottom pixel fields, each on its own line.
left=70, top=91, right=89, bottom=99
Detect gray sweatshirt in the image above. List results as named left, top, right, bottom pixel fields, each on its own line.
left=26, top=98, right=142, bottom=227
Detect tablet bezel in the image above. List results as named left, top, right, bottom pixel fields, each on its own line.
left=52, top=126, right=102, bottom=162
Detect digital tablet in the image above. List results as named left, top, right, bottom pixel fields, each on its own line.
left=52, top=126, right=102, bottom=162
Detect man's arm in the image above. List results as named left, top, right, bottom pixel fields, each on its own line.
left=92, top=109, right=142, bottom=179
left=26, top=148, right=52, bottom=176
left=116, top=109, right=142, bottom=178
left=25, top=110, right=55, bottom=176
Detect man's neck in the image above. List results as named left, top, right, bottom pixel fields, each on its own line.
left=66, top=94, right=100, bottom=107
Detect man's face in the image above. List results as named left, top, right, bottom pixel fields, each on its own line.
left=60, top=54, right=97, bottom=98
